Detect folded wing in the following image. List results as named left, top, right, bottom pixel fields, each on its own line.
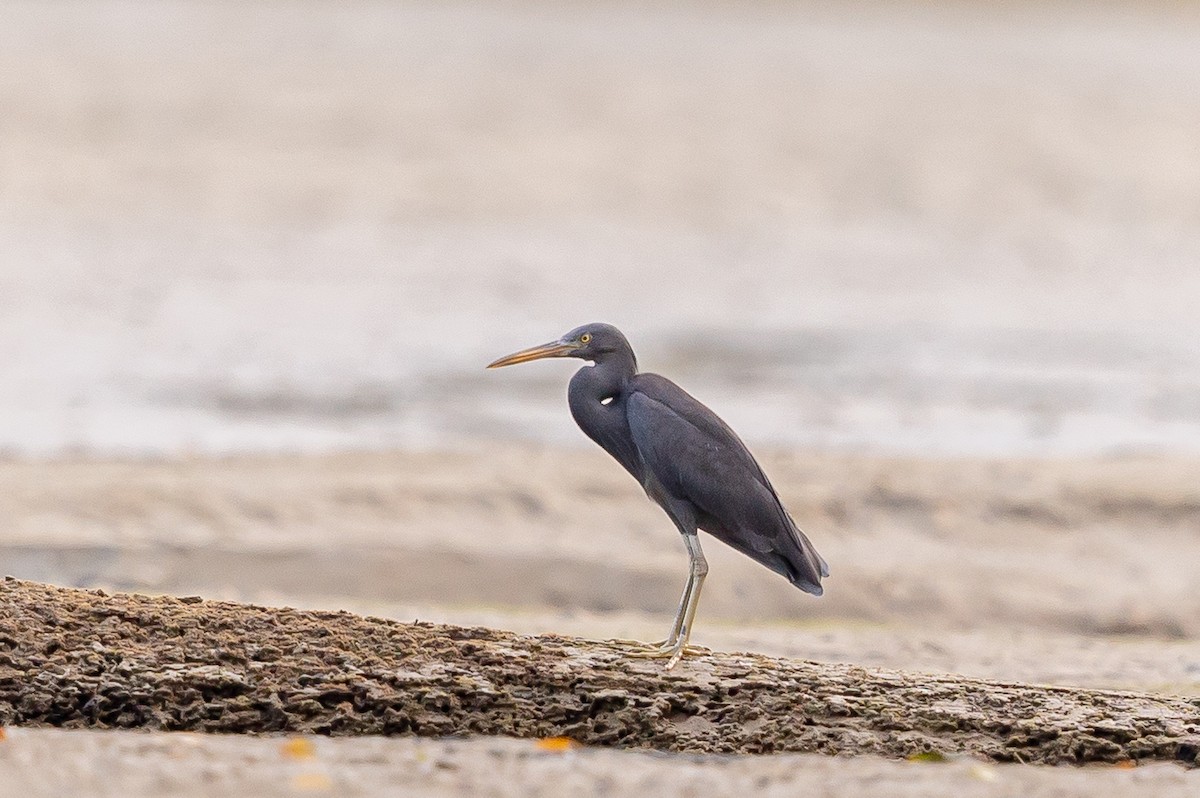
left=626, top=374, right=828, bottom=595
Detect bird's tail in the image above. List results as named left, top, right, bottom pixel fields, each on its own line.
left=782, top=517, right=829, bottom=596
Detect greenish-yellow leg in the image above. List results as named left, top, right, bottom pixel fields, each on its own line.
left=625, top=533, right=708, bottom=668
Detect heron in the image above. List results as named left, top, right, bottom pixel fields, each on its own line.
left=487, top=323, right=828, bottom=668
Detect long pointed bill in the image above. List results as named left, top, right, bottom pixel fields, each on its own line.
left=486, top=340, right=576, bottom=368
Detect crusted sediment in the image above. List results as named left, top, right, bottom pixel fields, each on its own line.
left=0, top=579, right=1196, bottom=766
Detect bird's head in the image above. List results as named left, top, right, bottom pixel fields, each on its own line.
left=487, top=323, right=633, bottom=368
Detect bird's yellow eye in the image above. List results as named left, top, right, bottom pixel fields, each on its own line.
left=580, top=333, right=592, bottom=344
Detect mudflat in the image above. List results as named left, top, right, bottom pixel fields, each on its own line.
left=3, top=577, right=1199, bottom=766
left=2, top=448, right=1200, bottom=794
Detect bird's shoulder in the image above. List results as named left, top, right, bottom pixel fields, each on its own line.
left=625, top=373, right=773, bottom=487
left=626, top=373, right=733, bottom=440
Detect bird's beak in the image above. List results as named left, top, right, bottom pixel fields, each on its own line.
left=487, top=340, right=576, bottom=369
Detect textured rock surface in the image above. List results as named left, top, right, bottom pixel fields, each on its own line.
left=0, top=579, right=1197, bottom=766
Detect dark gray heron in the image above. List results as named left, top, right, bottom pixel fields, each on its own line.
left=488, top=323, right=828, bottom=668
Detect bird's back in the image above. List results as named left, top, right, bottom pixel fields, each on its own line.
left=625, top=373, right=828, bottom=595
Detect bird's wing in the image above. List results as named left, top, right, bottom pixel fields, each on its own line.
left=629, top=374, right=775, bottom=489
left=626, top=374, right=827, bottom=592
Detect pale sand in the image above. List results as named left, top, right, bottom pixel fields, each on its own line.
left=0, top=729, right=1196, bottom=798
left=5, top=447, right=1199, bottom=643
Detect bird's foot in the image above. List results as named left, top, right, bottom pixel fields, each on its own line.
left=621, top=640, right=707, bottom=669
left=606, top=637, right=673, bottom=651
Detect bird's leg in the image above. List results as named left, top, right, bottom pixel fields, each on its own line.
left=660, top=569, right=693, bottom=646
left=627, top=532, right=708, bottom=668
left=665, top=532, right=708, bottom=668
left=618, top=568, right=693, bottom=652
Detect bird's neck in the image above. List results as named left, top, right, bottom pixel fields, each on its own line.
left=568, top=350, right=642, bottom=481
left=580, top=350, right=637, bottom=396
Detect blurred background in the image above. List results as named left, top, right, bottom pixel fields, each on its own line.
left=2, top=0, right=1199, bottom=690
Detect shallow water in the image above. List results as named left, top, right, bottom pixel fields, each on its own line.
left=4, top=1, right=1200, bottom=456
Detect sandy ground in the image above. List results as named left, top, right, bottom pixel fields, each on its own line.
left=6, top=576, right=1199, bottom=756
left=5, top=447, right=1200, bottom=652
left=2, top=448, right=1200, bottom=793
left=1, top=580, right=1198, bottom=788
left=0, top=729, right=1194, bottom=798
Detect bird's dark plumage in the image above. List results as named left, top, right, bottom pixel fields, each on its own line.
left=626, top=375, right=829, bottom=594
left=488, top=322, right=827, bottom=665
